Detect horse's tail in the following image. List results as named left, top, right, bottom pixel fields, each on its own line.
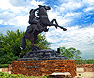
left=22, top=35, right=26, bottom=50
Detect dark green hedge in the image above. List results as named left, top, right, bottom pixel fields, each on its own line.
left=0, top=64, right=10, bottom=68
left=0, top=54, right=20, bottom=64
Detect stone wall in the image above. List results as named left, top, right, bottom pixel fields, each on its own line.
left=77, top=64, right=94, bottom=72
left=76, top=64, right=94, bottom=77
left=0, top=68, right=11, bottom=74
left=84, top=64, right=94, bottom=72
left=11, top=60, right=76, bottom=77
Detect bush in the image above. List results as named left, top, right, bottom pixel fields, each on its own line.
left=76, top=59, right=94, bottom=64
left=0, top=64, right=10, bottom=68
left=0, top=72, right=50, bottom=78
left=0, top=54, right=20, bottom=64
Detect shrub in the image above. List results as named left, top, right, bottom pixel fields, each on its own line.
left=0, top=72, right=50, bottom=78
left=0, top=54, right=20, bottom=64
left=0, top=64, right=10, bottom=68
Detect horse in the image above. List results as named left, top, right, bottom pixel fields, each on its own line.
left=38, top=5, right=67, bottom=31
left=22, top=5, right=67, bottom=51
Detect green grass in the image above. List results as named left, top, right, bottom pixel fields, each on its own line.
left=0, top=72, right=50, bottom=78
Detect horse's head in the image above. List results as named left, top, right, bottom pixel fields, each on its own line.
left=38, top=5, right=51, bottom=11
left=44, top=5, right=51, bottom=10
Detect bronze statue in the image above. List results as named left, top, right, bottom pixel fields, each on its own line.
left=22, top=5, right=67, bottom=51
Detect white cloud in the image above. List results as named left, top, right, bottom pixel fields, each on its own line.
left=9, top=0, right=30, bottom=7
left=8, top=15, right=29, bottom=26
left=64, top=12, right=81, bottom=17
left=0, top=11, right=15, bottom=21
left=0, top=25, right=26, bottom=35
left=47, top=11, right=74, bottom=27
left=0, top=0, right=12, bottom=9
left=58, top=0, right=94, bottom=15
left=9, top=0, right=44, bottom=8
left=47, top=12, right=82, bottom=27
left=0, top=0, right=45, bottom=27
left=83, top=0, right=94, bottom=5
left=0, top=20, right=3, bottom=24
left=46, top=24, right=94, bottom=59
left=30, top=0, right=45, bottom=7
left=83, top=6, right=94, bottom=12
left=0, top=0, right=93, bottom=28
left=82, top=0, right=94, bottom=12
left=58, top=1, right=83, bottom=12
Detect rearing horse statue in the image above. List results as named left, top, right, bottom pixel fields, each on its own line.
left=22, top=5, right=67, bottom=51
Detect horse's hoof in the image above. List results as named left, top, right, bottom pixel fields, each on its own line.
left=63, top=28, right=67, bottom=31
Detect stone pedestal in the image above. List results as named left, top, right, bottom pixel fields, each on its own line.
left=11, top=60, right=76, bottom=77
left=17, top=49, right=68, bottom=61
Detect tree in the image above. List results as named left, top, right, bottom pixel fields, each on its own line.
left=0, top=29, right=23, bottom=56
left=36, top=34, right=51, bottom=49
left=60, top=47, right=82, bottom=60
left=0, top=29, right=51, bottom=64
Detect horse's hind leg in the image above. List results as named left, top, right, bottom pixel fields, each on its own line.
left=30, top=35, right=41, bottom=51
left=31, top=44, right=41, bottom=51
left=34, top=32, right=41, bottom=50
left=30, top=38, right=36, bottom=51
left=31, top=44, right=37, bottom=51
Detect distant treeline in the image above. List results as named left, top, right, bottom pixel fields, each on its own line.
left=76, top=59, right=94, bottom=64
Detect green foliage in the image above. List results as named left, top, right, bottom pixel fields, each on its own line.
left=76, top=59, right=94, bottom=64
left=36, top=34, right=51, bottom=49
left=0, top=54, right=20, bottom=64
left=76, top=59, right=86, bottom=64
left=86, top=59, right=94, bottom=64
left=0, top=72, right=50, bottom=78
left=0, top=64, right=10, bottom=68
left=0, top=29, right=24, bottom=56
left=60, top=47, right=82, bottom=60
left=0, top=29, right=51, bottom=64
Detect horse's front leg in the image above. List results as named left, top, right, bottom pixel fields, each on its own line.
left=50, top=19, right=67, bottom=31
left=51, top=19, right=59, bottom=28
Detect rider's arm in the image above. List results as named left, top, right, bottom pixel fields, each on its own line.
left=33, top=8, right=39, bottom=12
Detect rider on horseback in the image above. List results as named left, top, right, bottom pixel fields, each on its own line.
left=28, top=5, right=50, bottom=33
left=22, top=5, right=67, bottom=51
left=28, top=8, right=43, bottom=33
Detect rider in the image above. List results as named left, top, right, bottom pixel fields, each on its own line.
left=28, top=8, right=43, bottom=32
left=37, top=5, right=50, bottom=32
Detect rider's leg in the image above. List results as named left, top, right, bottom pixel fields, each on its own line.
left=37, top=22, right=43, bottom=32
left=27, top=25, right=33, bottom=33
left=32, top=19, right=43, bottom=32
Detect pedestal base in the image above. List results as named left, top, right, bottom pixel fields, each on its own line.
left=11, top=60, right=76, bottom=77
left=17, top=49, right=68, bottom=61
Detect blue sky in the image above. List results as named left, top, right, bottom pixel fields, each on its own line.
left=0, top=0, right=94, bottom=59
